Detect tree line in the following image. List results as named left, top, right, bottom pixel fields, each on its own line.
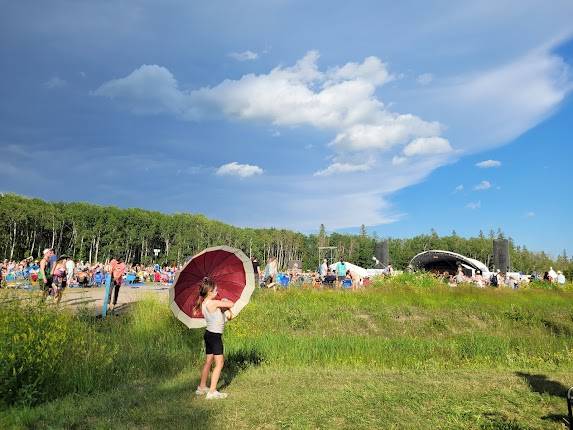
left=1, top=193, right=571, bottom=277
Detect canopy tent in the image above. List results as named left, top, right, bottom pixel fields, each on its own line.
left=329, top=261, right=368, bottom=278
left=409, top=250, right=489, bottom=275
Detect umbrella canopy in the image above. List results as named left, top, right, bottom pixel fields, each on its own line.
left=169, top=246, right=255, bottom=328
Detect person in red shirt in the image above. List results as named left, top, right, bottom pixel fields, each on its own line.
left=108, top=257, right=126, bottom=309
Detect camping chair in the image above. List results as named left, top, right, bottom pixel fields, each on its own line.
left=125, top=273, right=136, bottom=285
left=278, top=273, right=290, bottom=287
left=322, top=277, right=335, bottom=288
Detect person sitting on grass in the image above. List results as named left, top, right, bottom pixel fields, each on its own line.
left=194, top=277, right=234, bottom=400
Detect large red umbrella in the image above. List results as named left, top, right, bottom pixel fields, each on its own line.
left=169, top=246, right=255, bottom=328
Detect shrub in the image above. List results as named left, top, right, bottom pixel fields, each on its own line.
left=0, top=296, right=113, bottom=406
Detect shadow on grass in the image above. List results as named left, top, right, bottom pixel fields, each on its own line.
left=515, top=372, right=569, bottom=398
left=220, top=348, right=265, bottom=390
left=541, top=413, right=569, bottom=427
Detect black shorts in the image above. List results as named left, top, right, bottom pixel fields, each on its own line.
left=41, top=276, right=53, bottom=291
left=204, top=330, right=223, bottom=355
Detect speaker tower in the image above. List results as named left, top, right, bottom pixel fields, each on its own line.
left=493, top=239, right=510, bottom=274
left=375, top=240, right=390, bottom=267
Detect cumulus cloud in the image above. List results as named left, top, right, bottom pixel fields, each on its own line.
left=313, top=161, right=372, bottom=177
left=476, top=159, right=501, bottom=168
left=94, top=51, right=447, bottom=154
left=228, top=50, right=259, bottom=61
left=525, top=211, right=535, bottom=218
left=93, top=65, right=186, bottom=115
left=466, top=201, right=481, bottom=210
left=454, top=184, right=464, bottom=193
left=216, top=162, right=263, bottom=178
left=403, top=137, right=452, bottom=157
left=43, top=76, right=67, bottom=89
left=474, top=180, right=491, bottom=190
left=417, top=73, right=433, bottom=85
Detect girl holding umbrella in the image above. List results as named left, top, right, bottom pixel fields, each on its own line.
left=193, top=277, right=234, bottom=400
left=169, top=246, right=256, bottom=400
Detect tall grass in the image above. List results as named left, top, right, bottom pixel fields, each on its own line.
left=0, top=293, right=201, bottom=406
left=1, top=274, right=573, bottom=407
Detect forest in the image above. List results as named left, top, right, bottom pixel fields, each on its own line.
left=1, top=193, right=571, bottom=276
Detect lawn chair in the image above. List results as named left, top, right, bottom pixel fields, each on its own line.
left=341, top=278, right=353, bottom=289
left=125, top=273, right=136, bottom=285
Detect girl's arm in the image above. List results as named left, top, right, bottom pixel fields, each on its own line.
left=206, top=298, right=235, bottom=313
left=211, top=299, right=235, bottom=309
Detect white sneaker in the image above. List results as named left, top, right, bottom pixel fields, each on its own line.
left=206, top=390, right=228, bottom=400
left=195, top=386, right=209, bottom=395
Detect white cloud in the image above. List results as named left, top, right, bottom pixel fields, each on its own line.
left=326, top=56, right=393, bottom=86
left=476, top=159, right=501, bottom=168
left=403, top=137, right=452, bottom=157
left=43, top=76, right=67, bottom=89
left=466, top=201, right=481, bottom=210
left=474, top=180, right=491, bottom=190
left=525, top=211, right=535, bottom=218
left=216, top=162, right=263, bottom=178
left=228, top=50, right=259, bottom=61
left=92, top=46, right=571, bottom=230
left=433, top=47, right=571, bottom=152
left=454, top=184, right=464, bottom=193
left=313, top=161, right=372, bottom=177
left=417, top=73, right=433, bottom=85
left=94, top=51, right=446, bottom=153
left=93, top=65, right=185, bottom=115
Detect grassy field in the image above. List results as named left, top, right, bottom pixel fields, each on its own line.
left=1, top=274, right=573, bottom=429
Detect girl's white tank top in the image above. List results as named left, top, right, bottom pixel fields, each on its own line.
left=202, top=300, right=225, bottom=334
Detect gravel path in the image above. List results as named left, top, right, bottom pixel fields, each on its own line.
left=54, top=283, right=170, bottom=315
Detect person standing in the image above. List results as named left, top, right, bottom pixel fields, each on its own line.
left=52, top=255, right=68, bottom=304
left=65, top=257, right=75, bottom=288
left=335, top=259, right=347, bottom=287
left=251, top=257, right=260, bottom=284
left=194, top=278, right=234, bottom=400
left=320, top=259, right=328, bottom=279
left=108, top=257, right=126, bottom=310
left=38, top=248, right=55, bottom=298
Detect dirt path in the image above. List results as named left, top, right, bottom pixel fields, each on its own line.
left=60, top=284, right=170, bottom=314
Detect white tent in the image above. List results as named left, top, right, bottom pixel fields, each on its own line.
left=329, top=261, right=368, bottom=278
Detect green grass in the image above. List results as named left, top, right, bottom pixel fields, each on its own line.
left=1, top=274, right=573, bottom=429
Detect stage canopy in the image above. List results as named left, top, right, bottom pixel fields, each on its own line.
left=410, top=250, right=489, bottom=275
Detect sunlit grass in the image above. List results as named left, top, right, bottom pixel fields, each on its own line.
left=1, top=274, right=573, bottom=429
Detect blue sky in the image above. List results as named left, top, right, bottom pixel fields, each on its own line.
left=1, top=1, right=572, bottom=257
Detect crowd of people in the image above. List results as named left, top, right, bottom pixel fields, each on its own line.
left=2, top=253, right=568, bottom=295
left=435, top=265, right=567, bottom=289
left=251, top=256, right=390, bottom=290
left=0, top=252, right=180, bottom=294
